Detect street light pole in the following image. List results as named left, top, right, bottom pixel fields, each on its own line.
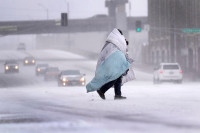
left=46, top=9, right=49, bottom=20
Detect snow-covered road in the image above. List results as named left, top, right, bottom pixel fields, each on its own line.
left=0, top=50, right=200, bottom=133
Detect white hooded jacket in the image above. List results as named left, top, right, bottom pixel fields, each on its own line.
left=96, top=28, right=135, bottom=84
left=96, top=28, right=127, bottom=71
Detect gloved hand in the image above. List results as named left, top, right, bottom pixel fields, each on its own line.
left=122, top=69, right=129, bottom=76
left=126, top=69, right=129, bottom=74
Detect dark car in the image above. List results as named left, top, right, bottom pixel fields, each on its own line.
left=58, top=70, right=86, bottom=86
left=4, top=60, right=19, bottom=73
left=24, top=56, right=36, bottom=66
left=44, top=67, right=59, bottom=81
left=35, top=64, right=49, bottom=76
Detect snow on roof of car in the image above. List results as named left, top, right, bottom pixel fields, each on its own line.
left=160, top=62, right=180, bottom=65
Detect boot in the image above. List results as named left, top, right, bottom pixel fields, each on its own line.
left=114, top=95, right=126, bottom=100
left=97, top=90, right=105, bottom=100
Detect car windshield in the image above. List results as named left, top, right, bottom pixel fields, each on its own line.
left=18, top=44, right=25, bottom=47
left=25, top=57, right=34, bottom=60
left=38, top=64, right=48, bottom=67
left=62, top=70, right=80, bottom=75
left=5, top=60, right=18, bottom=64
left=163, top=65, right=179, bottom=70
left=47, top=68, right=59, bottom=72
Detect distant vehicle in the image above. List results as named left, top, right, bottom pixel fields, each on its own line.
left=24, top=56, right=36, bottom=66
left=4, top=60, right=19, bottom=73
left=153, top=63, right=183, bottom=84
left=17, top=43, right=26, bottom=50
left=58, top=70, right=86, bottom=86
left=90, top=14, right=108, bottom=19
left=35, top=64, right=49, bottom=76
left=44, top=67, right=59, bottom=81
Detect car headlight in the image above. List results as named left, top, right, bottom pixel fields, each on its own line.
left=25, top=60, right=28, bottom=64
left=32, top=60, right=35, bottom=63
left=5, top=66, right=9, bottom=70
left=80, top=77, right=85, bottom=82
left=62, top=78, right=68, bottom=82
left=15, top=66, right=19, bottom=69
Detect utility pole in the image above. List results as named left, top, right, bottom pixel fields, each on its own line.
left=169, top=1, right=176, bottom=62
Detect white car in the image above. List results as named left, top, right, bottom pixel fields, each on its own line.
left=153, top=63, right=183, bottom=84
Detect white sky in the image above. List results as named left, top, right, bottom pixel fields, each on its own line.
left=0, top=0, right=147, bottom=21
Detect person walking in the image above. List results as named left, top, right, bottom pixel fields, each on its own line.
left=86, top=28, right=135, bottom=100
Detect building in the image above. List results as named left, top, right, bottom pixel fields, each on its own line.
left=148, top=0, right=200, bottom=76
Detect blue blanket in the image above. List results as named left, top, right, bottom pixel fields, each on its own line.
left=86, top=50, right=130, bottom=92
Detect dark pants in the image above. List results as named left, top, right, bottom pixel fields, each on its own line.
left=100, top=76, right=122, bottom=96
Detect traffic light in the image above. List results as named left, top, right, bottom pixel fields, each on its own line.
left=135, top=20, right=142, bottom=32
left=61, top=13, right=68, bottom=26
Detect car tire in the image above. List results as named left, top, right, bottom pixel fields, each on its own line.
left=177, top=80, right=182, bottom=84
left=157, top=79, right=161, bottom=84
left=153, top=78, right=157, bottom=84
left=44, top=77, right=48, bottom=81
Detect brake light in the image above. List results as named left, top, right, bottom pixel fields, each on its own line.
left=160, top=70, right=163, bottom=73
left=180, top=70, right=183, bottom=73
